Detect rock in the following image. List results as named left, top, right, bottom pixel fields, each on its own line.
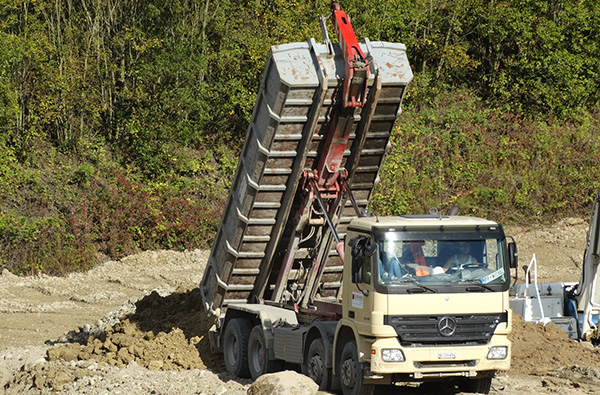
left=47, top=343, right=82, bottom=362
left=111, top=332, right=135, bottom=348
left=49, top=370, right=73, bottom=390
left=103, top=339, right=118, bottom=353
left=247, top=371, right=318, bottom=395
left=148, top=359, right=164, bottom=370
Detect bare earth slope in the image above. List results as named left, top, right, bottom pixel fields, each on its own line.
left=2, top=218, right=600, bottom=394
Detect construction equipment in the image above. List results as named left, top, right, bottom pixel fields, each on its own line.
left=510, top=190, right=600, bottom=342
left=200, top=3, right=517, bottom=394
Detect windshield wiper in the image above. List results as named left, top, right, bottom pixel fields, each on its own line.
left=462, top=280, right=495, bottom=292
left=399, top=278, right=438, bottom=293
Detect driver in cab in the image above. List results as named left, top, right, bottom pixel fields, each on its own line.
left=443, top=242, right=477, bottom=272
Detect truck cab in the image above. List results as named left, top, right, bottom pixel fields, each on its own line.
left=337, top=214, right=514, bottom=393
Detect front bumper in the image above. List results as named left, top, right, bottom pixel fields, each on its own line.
left=368, top=335, right=511, bottom=379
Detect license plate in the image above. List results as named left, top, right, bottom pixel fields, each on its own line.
left=438, top=352, right=456, bottom=359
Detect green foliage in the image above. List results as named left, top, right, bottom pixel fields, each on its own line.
left=374, top=90, right=600, bottom=222
left=69, top=164, right=221, bottom=258
left=347, top=0, right=600, bottom=117
left=2, top=0, right=600, bottom=274
left=469, top=0, right=600, bottom=117
left=0, top=144, right=225, bottom=275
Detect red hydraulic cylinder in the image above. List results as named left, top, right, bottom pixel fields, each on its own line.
left=331, top=2, right=370, bottom=108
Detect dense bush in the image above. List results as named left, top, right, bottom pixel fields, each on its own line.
left=0, top=142, right=230, bottom=275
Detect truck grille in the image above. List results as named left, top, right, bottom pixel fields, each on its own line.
left=384, top=313, right=507, bottom=346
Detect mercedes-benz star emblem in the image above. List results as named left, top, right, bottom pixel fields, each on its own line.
left=438, top=316, right=457, bottom=337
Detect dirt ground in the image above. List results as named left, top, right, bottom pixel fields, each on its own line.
left=2, top=218, right=600, bottom=394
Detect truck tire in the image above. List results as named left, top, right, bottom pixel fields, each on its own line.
left=305, top=338, right=330, bottom=391
left=223, top=318, right=252, bottom=378
left=458, top=377, right=492, bottom=394
left=248, top=325, right=274, bottom=380
left=339, top=341, right=374, bottom=395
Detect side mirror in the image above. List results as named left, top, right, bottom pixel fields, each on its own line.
left=364, top=241, right=377, bottom=257
left=349, top=235, right=375, bottom=283
left=508, top=241, right=518, bottom=269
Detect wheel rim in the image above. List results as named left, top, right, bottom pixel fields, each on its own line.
left=250, top=340, right=264, bottom=370
left=226, top=333, right=239, bottom=365
left=341, top=357, right=356, bottom=388
left=308, top=354, right=324, bottom=383
left=258, top=344, right=264, bottom=365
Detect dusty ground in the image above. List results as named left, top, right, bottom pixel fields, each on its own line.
left=1, top=218, right=600, bottom=394
left=507, top=217, right=588, bottom=284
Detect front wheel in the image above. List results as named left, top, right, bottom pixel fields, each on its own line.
left=458, top=377, right=492, bottom=394
left=339, top=341, right=374, bottom=395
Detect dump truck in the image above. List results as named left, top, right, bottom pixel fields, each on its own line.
left=200, top=3, right=518, bottom=394
left=510, top=189, right=600, bottom=342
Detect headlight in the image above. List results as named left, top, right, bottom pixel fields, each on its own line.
left=487, top=346, right=508, bottom=360
left=381, top=348, right=405, bottom=362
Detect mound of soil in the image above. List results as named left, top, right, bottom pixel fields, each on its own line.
left=510, top=314, right=600, bottom=376
left=46, top=287, right=224, bottom=371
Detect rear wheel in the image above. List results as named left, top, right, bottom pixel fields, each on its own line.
left=305, top=338, right=330, bottom=391
left=339, top=341, right=374, bottom=395
left=248, top=325, right=274, bottom=380
left=223, top=318, right=252, bottom=378
left=458, top=377, right=492, bottom=394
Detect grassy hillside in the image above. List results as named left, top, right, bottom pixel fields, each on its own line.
left=375, top=90, right=600, bottom=222
left=1, top=0, right=599, bottom=274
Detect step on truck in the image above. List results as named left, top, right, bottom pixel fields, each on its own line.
left=200, top=2, right=518, bottom=394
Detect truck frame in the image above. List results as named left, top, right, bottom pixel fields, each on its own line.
left=200, top=3, right=518, bottom=394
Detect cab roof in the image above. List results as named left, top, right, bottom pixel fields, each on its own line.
left=349, top=215, right=500, bottom=232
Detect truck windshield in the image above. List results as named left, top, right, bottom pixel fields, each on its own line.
left=375, top=232, right=508, bottom=292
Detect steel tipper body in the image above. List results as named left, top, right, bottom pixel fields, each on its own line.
left=200, top=7, right=412, bottom=324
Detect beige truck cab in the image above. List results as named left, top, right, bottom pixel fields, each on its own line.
left=336, top=213, right=516, bottom=394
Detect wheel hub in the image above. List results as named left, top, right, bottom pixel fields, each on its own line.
left=308, top=355, right=324, bottom=382
left=232, top=338, right=238, bottom=359
left=341, top=358, right=356, bottom=388
left=257, top=344, right=264, bottom=365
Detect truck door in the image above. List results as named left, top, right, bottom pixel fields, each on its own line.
left=347, top=233, right=376, bottom=331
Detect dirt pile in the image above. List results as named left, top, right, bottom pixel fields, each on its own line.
left=45, top=287, right=224, bottom=371
left=0, top=249, right=209, bottom=349
left=509, top=314, right=600, bottom=376
left=3, top=358, right=250, bottom=395
left=5, top=360, right=101, bottom=393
